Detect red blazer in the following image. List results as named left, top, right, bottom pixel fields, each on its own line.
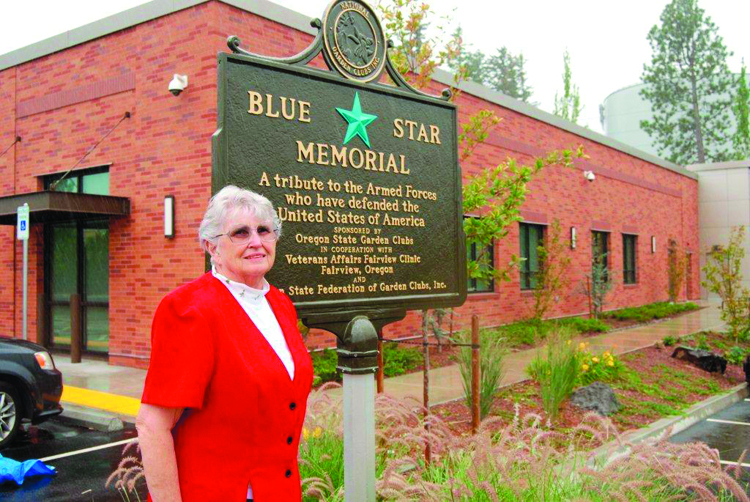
left=141, top=273, right=314, bottom=501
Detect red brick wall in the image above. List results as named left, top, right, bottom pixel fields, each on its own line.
left=0, top=1, right=700, bottom=364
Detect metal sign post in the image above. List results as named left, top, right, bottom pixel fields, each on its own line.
left=16, top=203, right=29, bottom=340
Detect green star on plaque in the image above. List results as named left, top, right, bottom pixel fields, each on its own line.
left=336, top=92, right=377, bottom=148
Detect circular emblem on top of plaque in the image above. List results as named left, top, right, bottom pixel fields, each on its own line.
left=322, top=0, right=387, bottom=83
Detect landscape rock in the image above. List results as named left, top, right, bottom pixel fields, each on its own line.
left=671, top=346, right=727, bottom=374
left=570, top=382, right=621, bottom=416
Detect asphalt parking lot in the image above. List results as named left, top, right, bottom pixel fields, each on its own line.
left=0, top=418, right=145, bottom=501
left=670, top=397, right=750, bottom=488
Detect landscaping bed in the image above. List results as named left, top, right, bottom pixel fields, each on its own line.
left=299, top=327, right=750, bottom=501
left=433, top=342, right=745, bottom=437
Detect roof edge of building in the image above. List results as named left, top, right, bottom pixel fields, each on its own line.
left=431, top=69, right=696, bottom=180
left=0, top=0, right=210, bottom=70
left=0, top=0, right=697, bottom=181
left=687, top=160, right=750, bottom=172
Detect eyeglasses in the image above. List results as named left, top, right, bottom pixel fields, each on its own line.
left=213, top=224, right=278, bottom=244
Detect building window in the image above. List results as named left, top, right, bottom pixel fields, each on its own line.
left=467, top=240, right=494, bottom=293
left=592, top=230, right=609, bottom=276
left=520, top=223, right=544, bottom=290
left=44, top=166, right=110, bottom=194
left=623, top=234, right=637, bottom=284
left=465, top=217, right=494, bottom=293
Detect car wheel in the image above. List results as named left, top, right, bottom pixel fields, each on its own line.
left=0, top=382, right=21, bottom=449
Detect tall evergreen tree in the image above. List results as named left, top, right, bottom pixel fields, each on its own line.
left=483, top=48, right=533, bottom=103
left=448, top=33, right=533, bottom=103
left=640, top=0, right=735, bottom=164
left=553, top=50, right=582, bottom=124
left=733, top=63, right=750, bottom=160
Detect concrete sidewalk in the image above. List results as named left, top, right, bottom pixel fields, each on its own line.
left=56, top=304, right=725, bottom=422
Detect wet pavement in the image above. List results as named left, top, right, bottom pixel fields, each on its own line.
left=0, top=419, right=145, bottom=501
left=670, top=398, right=750, bottom=487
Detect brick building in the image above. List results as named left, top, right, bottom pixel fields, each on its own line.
left=0, top=0, right=700, bottom=368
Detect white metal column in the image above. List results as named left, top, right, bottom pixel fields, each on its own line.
left=343, top=373, right=376, bottom=502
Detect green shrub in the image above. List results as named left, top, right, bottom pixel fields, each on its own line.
left=556, top=316, right=610, bottom=333
left=458, top=332, right=508, bottom=419
left=663, top=335, right=678, bottom=346
left=486, top=316, right=610, bottom=349
left=311, top=349, right=340, bottom=384
left=310, top=343, right=422, bottom=384
left=492, top=320, right=543, bottom=346
left=695, top=333, right=711, bottom=351
left=526, top=329, right=578, bottom=420
left=726, top=346, right=748, bottom=365
left=602, top=301, right=699, bottom=322
left=381, top=342, right=422, bottom=377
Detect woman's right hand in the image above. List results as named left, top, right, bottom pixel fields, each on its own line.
left=136, top=404, right=184, bottom=502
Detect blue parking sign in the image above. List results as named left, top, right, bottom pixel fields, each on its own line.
left=16, top=204, right=29, bottom=241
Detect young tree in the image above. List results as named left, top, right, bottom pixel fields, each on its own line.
left=532, top=219, right=572, bottom=321
left=702, top=226, right=750, bottom=342
left=583, top=253, right=613, bottom=319
left=463, top=149, right=584, bottom=286
left=733, top=62, right=750, bottom=160
left=378, top=0, right=584, bottom=422
left=378, top=0, right=585, bottom=284
left=640, top=0, right=735, bottom=165
left=667, top=239, right=688, bottom=302
left=553, top=50, right=582, bottom=124
left=378, top=0, right=465, bottom=93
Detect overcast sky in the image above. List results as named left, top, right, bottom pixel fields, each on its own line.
left=1, top=0, right=746, bottom=133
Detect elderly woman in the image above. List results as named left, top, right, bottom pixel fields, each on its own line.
left=137, top=185, right=313, bottom=502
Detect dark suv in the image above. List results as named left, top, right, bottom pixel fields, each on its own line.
left=0, top=338, right=63, bottom=448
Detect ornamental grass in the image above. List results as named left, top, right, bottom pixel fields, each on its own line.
left=525, top=329, right=579, bottom=420
left=300, top=384, right=750, bottom=501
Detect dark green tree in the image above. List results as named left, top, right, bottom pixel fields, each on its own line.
left=553, top=50, right=582, bottom=124
left=448, top=36, right=533, bottom=103
left=483, top=48, right=533, bottom=103
left=733, top=62, right=750, bottom=160
left=640, top=0, right=735, bottom=164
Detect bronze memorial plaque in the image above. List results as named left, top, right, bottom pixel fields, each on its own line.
left=214, top=1, right=465, bottom=317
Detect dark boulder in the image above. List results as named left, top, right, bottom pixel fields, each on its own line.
left=671, top=346, right=727, bottom=374
left=571, top=382, right=622, bottom=416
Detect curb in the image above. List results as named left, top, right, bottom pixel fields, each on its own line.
left=57, top=403, right=130, bottom=432
left=588, top=382, right=749, bottom=467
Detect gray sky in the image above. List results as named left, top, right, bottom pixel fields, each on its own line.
left=1, top=0, right=747, bottom=133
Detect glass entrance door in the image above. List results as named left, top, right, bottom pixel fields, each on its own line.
left=48, top=222, right=110, bottom=353
left=83, top=227, right=109, bottom=352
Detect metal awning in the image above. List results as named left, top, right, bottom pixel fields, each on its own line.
left=0, top=191, right=130, bottom=225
